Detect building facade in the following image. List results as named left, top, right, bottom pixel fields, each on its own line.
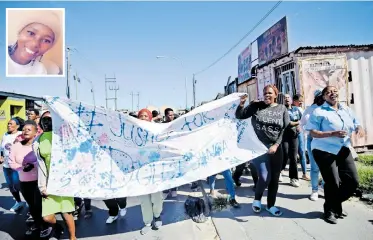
left=0, top=91, right=43, bottom=137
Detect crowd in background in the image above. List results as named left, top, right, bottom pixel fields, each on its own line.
left=0, top=84, right=364, bottom=239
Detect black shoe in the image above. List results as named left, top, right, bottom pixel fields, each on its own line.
left=336, top=210, right=348, bottom=219
left=84, top=209, right=93, bottom=219
left=25, top=215, right=34, bottom=223
left=191, top=182, right=200, bottom=191
left=229, top=199, right=241, bottom=208
left=233, top=177, right=242, bottom=187
left=25, top=225, right=39, bottom=236
left=324, top=212, right=337, bottom=224
left=52, top=223, right=64, bottom=239
left=40, top=226, right=53, bottom=238
left=153, top=216, right=162, bottom=229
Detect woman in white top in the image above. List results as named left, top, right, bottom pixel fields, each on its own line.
left=0, top=118, right=24, bottom=211
left=7, top=10, right=61, bottom=76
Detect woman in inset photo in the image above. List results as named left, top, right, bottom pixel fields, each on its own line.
left=6, top=9, right=64, bottom=76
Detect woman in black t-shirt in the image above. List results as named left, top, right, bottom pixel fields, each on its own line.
left=235, top=84, right=290, bottom=216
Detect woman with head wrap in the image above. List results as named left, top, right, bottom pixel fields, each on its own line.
left=7, top=9, right=62, bottom=75
left=137, top=109, right=164, bottom=235
left=34, top=111, right=76, bottom=239
left=0, top=118, right=25, bottom=212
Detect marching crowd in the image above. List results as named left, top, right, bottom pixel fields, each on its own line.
left=0, top=84, right=364, bottom=239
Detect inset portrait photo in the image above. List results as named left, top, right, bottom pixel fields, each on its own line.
left=6, top=8, right=65, bottom=77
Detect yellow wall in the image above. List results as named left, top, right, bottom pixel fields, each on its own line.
left=0, top=98, right=26, bottom=137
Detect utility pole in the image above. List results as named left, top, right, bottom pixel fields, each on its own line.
left=137, top=92, right=140, bottom=111
left=66, top=47, right=71, bottom=99
left=184, top=76, right=188, bottom=110
left=109, top=86, right=119, bottom=110
left=105, top=74, right=116, bottom=109
left=130, top=92, right=140, bottom=112
left=90, top=81, right=96, bottom=106
left=192, top=74, right=196, bottom=108
left=74, top=72, right=80, bottom=100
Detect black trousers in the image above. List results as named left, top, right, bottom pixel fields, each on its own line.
left=74, top=198, right=92, bottom=211
left=312, top=147, right=359, bottom=215
left=103, top=198, right=127, bottom=216
left=282, top=136, right=299, bottom=180
left=233, top=162, right=258, bottom=186
left=20, top=181, right=43, bottom=227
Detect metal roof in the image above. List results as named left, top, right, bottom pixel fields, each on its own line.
left=257, top=44, right=373, bottom=68
left=0, top=91, right=44, bottom=101
left=294, top=44, right=373, bottom=54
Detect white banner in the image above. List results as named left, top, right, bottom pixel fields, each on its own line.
left=45, top=93, right=267, bottom=199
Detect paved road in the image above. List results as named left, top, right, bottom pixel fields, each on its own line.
left=211, top=172, right=373, bottom=240
left=1, top=169, right=373, bottom=240
left=0, top=171, right=218, bottom=240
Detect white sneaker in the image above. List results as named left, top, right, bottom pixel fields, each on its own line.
left=171, top=191, right=177, bottom=197
left=106, top=215, right=118, bottom=224
left=279, top=175, right=283, bottom=182
left=290, top=179, right=300, bottom=187
left=119, top=208, right=127, bottom=217
left=10, top=202, right=24, bottom=212
left=310, top=191, right=318, bottom=201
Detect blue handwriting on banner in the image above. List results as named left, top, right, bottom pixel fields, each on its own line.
left=181, top=111, right=215, bottom=131
left=135, top=140, right=228, bottom=186
left=74, top=103, right=104, bottom=134
left=110, top=113, right=172, bottom=147
left=236, top=120, right=248, bottom=143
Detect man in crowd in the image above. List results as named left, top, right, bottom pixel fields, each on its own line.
left=163, top=108, right=178, bottom=197
left=152, top=110, right=163, bottom=123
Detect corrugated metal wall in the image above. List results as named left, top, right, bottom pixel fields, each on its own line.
left=346, top=51, right=373, bottom=148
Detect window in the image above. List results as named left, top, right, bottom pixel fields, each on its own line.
left=10, top=105, right=22, bottom=118
left=274, top=62, right=296, bottom=104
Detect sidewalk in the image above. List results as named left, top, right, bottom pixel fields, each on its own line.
left=210, top=172, right=373, bottom=240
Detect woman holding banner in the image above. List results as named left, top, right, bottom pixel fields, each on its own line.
left=236, top=84, right=290, bottom=217
left=8, top=120, right=53, bottom=238
left=34, top=111, right=76, bottom=240
left=137, top=109, right=164, bottom=235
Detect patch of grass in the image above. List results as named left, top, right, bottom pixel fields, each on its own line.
left=358, top=154, right=373, bottom=166
left=212, top=196, right=228, bottom=211
left=357, top=163, right=373, bottom=194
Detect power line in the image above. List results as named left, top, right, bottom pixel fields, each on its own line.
left=194, top=1, right=283, bottom=76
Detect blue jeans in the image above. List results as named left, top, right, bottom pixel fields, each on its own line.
left=298, top=133, right=307, bottom=174
left=208, top=169, right=235, bottom=199
left=3, top=167, right=20, bottom=193
left=251, top=145, right=283, bottom=208
left=307, top=135, right=321, bottom=191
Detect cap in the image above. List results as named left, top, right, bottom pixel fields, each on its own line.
left=314, top=89, right=323, bottom=98
left=8, top=9, right=62, bottom=46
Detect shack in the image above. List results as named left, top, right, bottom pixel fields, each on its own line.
left=255, top=44, right=373, bottom=149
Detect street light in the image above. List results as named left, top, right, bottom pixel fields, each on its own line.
left=156, top=56, right=188, bottom=110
